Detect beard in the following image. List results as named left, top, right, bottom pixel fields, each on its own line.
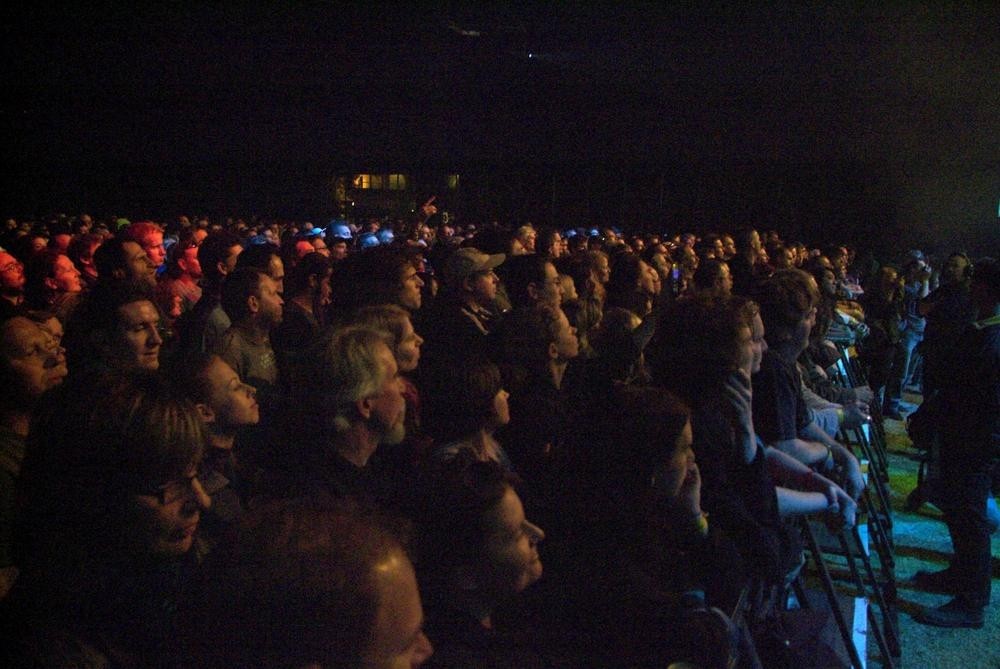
left=374, top=405, right=406, bottom=445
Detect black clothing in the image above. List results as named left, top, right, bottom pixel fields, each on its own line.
left=752, top=351, right=810, bottom=444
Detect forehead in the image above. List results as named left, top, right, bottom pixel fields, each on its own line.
left=489, top=487, right=523, bottom=535
left=205, top=356, right=239, bottom=387
left=543, top=262, right=558, bottom=279
left=118, top=300, right=159, bottom=323
left=0, top=252, right=17, bottom=265
left=143, top=231, right=164, bottom=245
left=2, top=317, right=48, bottom=355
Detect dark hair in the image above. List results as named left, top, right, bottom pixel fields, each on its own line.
left=584, top=385, right=691, bottom=530
left=328, top=246, right=420, bottom=318
left=93, top=235, right=133, bottom=279
left=536, top=226, right=561, bottom=259
left=415, top=453, right=514, bottom=579
left=62, top=280, right=157, bottom=373
left=425, top=357, right=504, bottom=442
left=198, top=230, right=243, bottom=284
left=164, top=229, right=200, bottom=279
left=168, top=351, right=219, bottom=405
left=182, top=497, right=404, bottom=668
left=752, top=269, right=818, bottom=342
left=497, top=254, right=551, bottom=310
left=693, top=258, right=730, bottom=292
left=236, top=242, right=281, bottom=274
left=221, top=267, right=266, bottom=323
left=67, top=233, right=103, bottom=273
left=285, top=251, right=332, bottom=298
left=16, top=372, right=204, bottom=571
left=649, top=294, right=758, bottom=402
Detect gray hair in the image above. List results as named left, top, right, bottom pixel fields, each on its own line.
left=315, top=326, right=393, bottom=432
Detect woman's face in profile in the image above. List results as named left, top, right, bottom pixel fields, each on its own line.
left=652, top=420, right=695, bottom=501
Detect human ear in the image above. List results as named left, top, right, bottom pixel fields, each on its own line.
left=356, top=397, right=373, bottom=420
left=195, top=403, right=216, bottom=424
left=247, top=295, right=260, bottom=314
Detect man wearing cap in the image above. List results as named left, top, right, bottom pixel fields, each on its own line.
left=420, top=247, right=505, bottom=376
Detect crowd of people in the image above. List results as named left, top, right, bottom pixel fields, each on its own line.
left=0, top=209, right=996, bottom=667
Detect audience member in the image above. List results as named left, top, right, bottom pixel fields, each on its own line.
left=180, top=497, right=433, bottom=668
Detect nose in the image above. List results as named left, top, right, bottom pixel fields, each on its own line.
left=416, top=274, right=425, bottom=287
left=526, top=521, right=545, bottom=544
left=149, top=326, right=164, bottom=346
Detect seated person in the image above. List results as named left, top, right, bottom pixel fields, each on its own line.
left=179, top=497, right=433, bottom=668
left=0, top=315, right=67, bottom=599
left=171, top=353, right=261, bottom=543
left=425, top=357, right=514, bottom=471
left=752, top=270, right=865, bottom=499
left=62, top=281, right=164, bottom=376
left=271, top=251, right=331, bottom=384
left=649, top=294, right=856, bottom=599
left=413, top=453, right=547, bottom=668
left=4, top=372, right=211, bottom=667
left=23, top=250, right=84, bottom=322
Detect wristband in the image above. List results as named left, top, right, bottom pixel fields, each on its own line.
left=823, top=444, right=835, bottom=471
left=836, top=408, right=845, bottom=426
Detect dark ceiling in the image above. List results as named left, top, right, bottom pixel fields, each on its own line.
left=3, top=3, right=998, bottom=252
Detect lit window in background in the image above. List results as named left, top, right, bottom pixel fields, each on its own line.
left=388, top=174, right=408, bottom=190
left=446, top=174, right=460, bottom=190
left=352, top=174, right=371, bottom=189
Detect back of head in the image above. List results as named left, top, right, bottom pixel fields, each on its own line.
left=297, top=325, right=391, bottom=435
left=649, top=294, right=756, bottom=401
left=328, top=246, right=417, bottom=318
left=198, top=230, right=243, bottom=285
left=497, top=254, right=547, bottom=310
left=181, top=497, right=406, bottom=668
left=752, top=268, right=818, bottom=342
left=220, top=266, right=265, bottom=324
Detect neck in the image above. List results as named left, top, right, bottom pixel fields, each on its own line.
left=549, top=359, right=568, bottom=389
left=0, top=292, right=22, bottom=306
left=334, top=423, right=379, bottom=468
left=206, top=430, right=236, bottom=452
left=237, top=320, right=271, bottom=344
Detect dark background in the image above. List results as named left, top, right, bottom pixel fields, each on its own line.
left=3, top=3, right=998, bottom=257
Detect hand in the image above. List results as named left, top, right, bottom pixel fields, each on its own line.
left=841, top=401, right=870, bottom=430
left=824, top=487, right=858, bottom=531
left=420, top=196, right=438, bottom=219
left=721, top=370, right=753, bottom=434
left=676, top=461, right=702, bottom=520
left=852, top=385, right=874, bottom=405
left=835, top=445, right=865, bottom=500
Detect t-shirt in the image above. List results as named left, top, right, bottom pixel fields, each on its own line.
left=752, top=351, right=810, bottom=443
left=215, top=327, right=278, bottom=391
